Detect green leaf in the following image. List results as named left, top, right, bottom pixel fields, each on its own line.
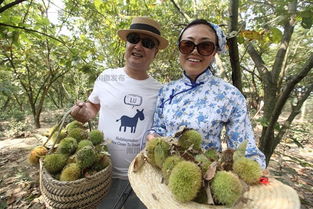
left=12, top=31, right=19, bottom=45
left=270, top=27, right=282, bottom=43
left=274, top=122, right=281, bottom=131
left=256, top=117, right=269, bottom=127
left=94, top=0, right=104, bottom=13
left=37, top=17, right=51, bottom=26
left=301, top=16, right=312, bottom=29
left=237, top=35, right=245, bottom=44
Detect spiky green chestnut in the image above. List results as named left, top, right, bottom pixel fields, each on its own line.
left=168, top=161, right=202, bottom=202
left=76, top=145, right=97, bottom=169
left=233, top=141, right=248, bottom=162
left=95, top=144, right=108, bottom=153
left=145, top=137, right=161, bottom=166
left=92, top=153, right=110, bottom=171
left=178, top=130, right=202, bottom=150
left=43, top=153, right=68, bottom=174
left=60, top=163, right=81, bottom=181
left=211, top=171, right=243, bottom=206
left=233, top=157, right=262, bottom=185
left=67, top=128, right=88, bottom=142
left=28, top=146, right=48, bottom=165
left=88, top=130, right=104, bottom=145
left=154, top=139, right=170, bottom=169
left=67, top=154, right=76, bottom=164
left=194, top=154, right=211, bottom=174
left=66, top=121, right=84, bottom=131
left=161, top=155, right=183, bottom=184
left=204, top=149, right=219, bottom=161
left=77, top=139, right=94, bottom=150
left=56, top=137, right=77, bottom=154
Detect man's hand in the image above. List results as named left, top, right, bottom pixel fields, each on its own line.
left=70, top=101, right=94, bottom=123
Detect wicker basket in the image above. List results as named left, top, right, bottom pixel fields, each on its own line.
left=128, top=152, right=301, bottom=209
left=40, top=158, right=112, bottom=209
left=39, top=110, right=112, bottom=209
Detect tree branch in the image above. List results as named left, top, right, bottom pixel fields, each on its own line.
left=0, top=22, right=88, bottom=64
left=0, top=0, right=27, bottom=13
left=275, top=83, right=313, bottom=145
left=247, top=42, right=268, bottom=77
left=169, top=0, right=191, bottom=21
left=241, top=65, right=262, bottom=81
left=272, top=1, right=297, bottom=85
left=0, top=22, right=65, bottom=44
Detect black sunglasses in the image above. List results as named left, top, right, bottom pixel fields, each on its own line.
left=178, top=40, right=216, bottom=56
left=126, top=33, right=157, bottom=49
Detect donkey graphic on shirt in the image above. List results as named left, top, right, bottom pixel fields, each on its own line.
left=116, top=109, right=144, bottom=133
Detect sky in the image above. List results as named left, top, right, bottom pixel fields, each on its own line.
left=47, top=0, right=64, bottom=24
left=46, top=0, right=71, bottom=35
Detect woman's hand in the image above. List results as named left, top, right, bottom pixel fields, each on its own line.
left=146, top=133, right=156, bottom=141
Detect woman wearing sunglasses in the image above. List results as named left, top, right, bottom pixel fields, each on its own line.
left=148, top=19, right=266, bottom=168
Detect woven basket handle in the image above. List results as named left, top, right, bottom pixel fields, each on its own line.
left=42, top=109, right=92, bottom=154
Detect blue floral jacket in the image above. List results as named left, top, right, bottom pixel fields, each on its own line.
left=151, top=69, right=266, bottom=168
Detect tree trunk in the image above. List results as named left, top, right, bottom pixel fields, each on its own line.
left=34, top=112, right=41, bottom=128
left=228, top=0, right=242, bottom=92
left=1, top=96, right=10, bottom=112
left=260, top=52, right=313, bottom=165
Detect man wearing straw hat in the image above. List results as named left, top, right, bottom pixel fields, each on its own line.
left=71, top=16, right=168, bottom=209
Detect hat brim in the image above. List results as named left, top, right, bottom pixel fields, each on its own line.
left=128, top=152, right=300, bottom=209
left=118, top=29, right=168, bottom=50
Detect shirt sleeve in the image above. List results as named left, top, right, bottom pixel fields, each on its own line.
left=225, top=92, right=266, bottom=169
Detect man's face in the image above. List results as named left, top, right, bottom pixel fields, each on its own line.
left=124, top=33, right=159, bottom=72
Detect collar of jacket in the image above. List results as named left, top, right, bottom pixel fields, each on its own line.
left=182, top=68, right=213, bottom=85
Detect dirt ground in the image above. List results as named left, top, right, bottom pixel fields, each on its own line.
left=0, top=120, right=312, bottom=209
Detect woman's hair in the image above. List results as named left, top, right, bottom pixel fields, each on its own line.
left=178, top=19, right=219, bottom=48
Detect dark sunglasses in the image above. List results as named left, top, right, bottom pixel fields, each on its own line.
left=178, top=40, right=216, bottom=56
left=126, top=33, right=157, bottom=49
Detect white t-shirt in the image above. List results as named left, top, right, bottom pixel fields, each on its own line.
left=88, top=67, right=162, bottom=179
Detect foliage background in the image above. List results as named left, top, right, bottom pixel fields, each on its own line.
left=0, top=0, right=312, bottom=163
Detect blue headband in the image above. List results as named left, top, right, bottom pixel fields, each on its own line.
left=207, top=22, right=227, bottom=54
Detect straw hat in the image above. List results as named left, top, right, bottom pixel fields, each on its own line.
left=128, top=152, right=300, bottom=209
left=118, top=16, right=169, bottom=49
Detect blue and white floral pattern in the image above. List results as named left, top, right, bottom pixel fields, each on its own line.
left=151, top=69, right=266, bottom=168
left=208, top=22, right=227, bottom=54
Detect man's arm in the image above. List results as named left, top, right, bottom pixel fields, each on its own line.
left=70, top=101, right=100, bottom=123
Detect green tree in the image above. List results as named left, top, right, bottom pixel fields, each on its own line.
left=0, top=1, right=97, bottom=127
left=239, top=0, right=313, bottom=164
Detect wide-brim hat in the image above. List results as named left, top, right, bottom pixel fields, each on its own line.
left=128, top=152, right=301, bottom=209
left=118, top=16, right=169, bottom=50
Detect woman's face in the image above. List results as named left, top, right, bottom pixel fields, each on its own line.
left=179, top=24, right=217, bottom=81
